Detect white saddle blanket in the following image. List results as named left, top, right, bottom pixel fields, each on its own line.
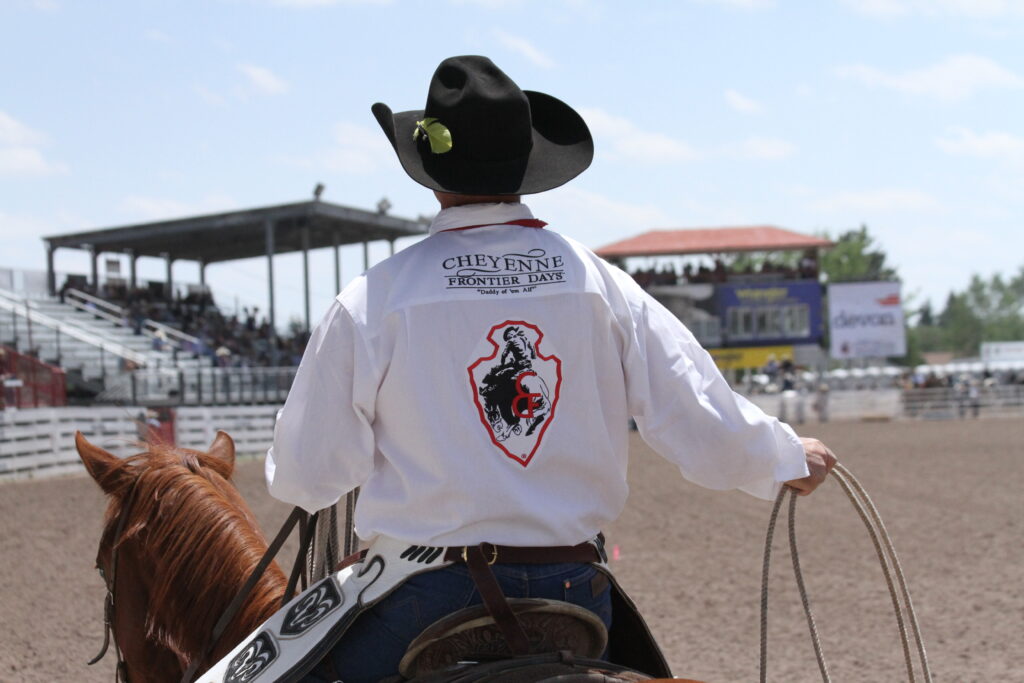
left=196, top=536, right=456, bottom=683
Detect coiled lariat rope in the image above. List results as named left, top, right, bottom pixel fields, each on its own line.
left=760, top=463, right=932, bottom=683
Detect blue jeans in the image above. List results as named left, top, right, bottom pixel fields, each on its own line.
left=301, top=562, right=613, bottom=683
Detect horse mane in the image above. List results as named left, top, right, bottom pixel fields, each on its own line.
left=102, top=442, right=287, bottom=668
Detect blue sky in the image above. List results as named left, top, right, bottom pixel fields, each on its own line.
left=2, top=0, right=1023, bottom=328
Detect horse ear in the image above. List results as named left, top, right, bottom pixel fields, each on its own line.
left=205, top=431, right=236, bottom=478
left=75, top=431, right=128, bottom=494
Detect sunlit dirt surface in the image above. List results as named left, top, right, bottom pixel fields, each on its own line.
left=2, top=417, right=1020, bottom=682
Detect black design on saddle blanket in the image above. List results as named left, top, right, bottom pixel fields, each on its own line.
left=224, top=631, right=278, bottom=683
left=280, top=578, right=344, bottom=637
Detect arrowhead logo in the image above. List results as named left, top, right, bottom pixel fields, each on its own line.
left=468, top=321, right=562, bottom=467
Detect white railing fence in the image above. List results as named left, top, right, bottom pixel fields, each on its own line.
left=1, top=404, right=280, bottom=481
left=4, top=385, right=1023, bottom=481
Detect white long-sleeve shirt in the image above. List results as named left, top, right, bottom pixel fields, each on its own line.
left=266, top=202, right=808, bottom=547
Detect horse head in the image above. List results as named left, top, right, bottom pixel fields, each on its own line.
left=76, top=432, right=287, bottom=683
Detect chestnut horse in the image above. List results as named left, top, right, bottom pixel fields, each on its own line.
left=77, top=431, right=288, bottom=682
left=78, top=432, right=703, bottom=683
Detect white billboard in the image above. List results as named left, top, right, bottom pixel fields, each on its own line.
left=981, top=341, right=1024, bottom=363
left=828, top=281, right=906, bottom=359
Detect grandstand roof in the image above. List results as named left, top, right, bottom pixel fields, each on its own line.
left=595, top=225, right=833, bottom=258
left=43, top=200, right=427, bottom=264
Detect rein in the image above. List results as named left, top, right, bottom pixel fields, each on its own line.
left=759, top=464, right=932, bottom=683
left=178, top=506, right=313, bottom=683
left=89, top=474, right=316, bottom=683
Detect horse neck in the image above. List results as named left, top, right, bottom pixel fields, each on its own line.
left=126, top=470, right=289, bottom=671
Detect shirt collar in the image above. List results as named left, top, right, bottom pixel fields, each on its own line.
left=428, top=202, right=536, bottom=236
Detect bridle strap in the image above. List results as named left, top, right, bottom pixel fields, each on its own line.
left=179, top=506, right=309, bottom=683
left=89, top=479, right=142, bottom=679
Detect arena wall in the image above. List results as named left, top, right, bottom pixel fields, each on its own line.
left=4, top=387, right=1016, bottom=481
left=1, top=404, right=280, bottom=481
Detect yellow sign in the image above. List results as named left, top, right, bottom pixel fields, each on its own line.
left=709, top=345, right=793, bottom=370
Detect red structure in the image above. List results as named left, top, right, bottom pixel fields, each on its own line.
left=0, top=346, right=67, bottom=410
left=596, top=225, right=833, bottom=258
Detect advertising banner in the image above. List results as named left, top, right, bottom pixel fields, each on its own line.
left=716, top=280, right=823, bottom=345
left=980, top=341, right=1024, bottom=363
left=709, top=345, right=793, bottom=370
left=828, top=281, right=906, bottom=359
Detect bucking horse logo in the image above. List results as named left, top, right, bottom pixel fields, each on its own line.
left=468, top=321, right=562, bottom=467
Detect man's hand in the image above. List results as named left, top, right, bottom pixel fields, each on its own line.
left=785, top=437, right=838, bottom=496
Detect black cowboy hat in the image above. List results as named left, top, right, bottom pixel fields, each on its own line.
left=371, top=55, right=593, bottom=196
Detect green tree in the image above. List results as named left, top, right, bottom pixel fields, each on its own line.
left=937, top=292, right=984, bottom=357
left=819, top=225, right=899, bottom=283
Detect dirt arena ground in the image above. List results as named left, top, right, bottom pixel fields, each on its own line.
left=2, top=417, right=1021, bottom=682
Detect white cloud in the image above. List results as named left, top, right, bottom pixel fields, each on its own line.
left=843, top=0, right=1024, bottom=18
left=283, top=121, right=393, bottom=173
left=726, top=137, right=796, bottom=160
left=580, top=108, right=794, bottom=164
left=0, top=111, right=47, bottom=146
left=494, top=31, right=555, bottom=69
left=0, top=111, right=68, bottom=177
left=836, top=54, right=1024, bottom=101
left=580, top=108, right=699, bottom=163
left=238, top=64, right=289, bottom=95
left=27, top=0, right=59, bottom=10
left=194, top=84, right=228, bottom=107
left=811, top=188, right=942, bottom=213
left=268, top=0, right=391, bottom=5
left=0, top=147, right=69, bottom=177
left=936, top=126, right=1024, bottom=164
left=118, top=194, right=238, bottom=222
left=529, top=186, right=674, bottom=248
left=690, top=0, right=775, bottom=9
left=0, top=211, right=51, bottom=241
left=724, top=89, right=762, bottom=113
left=143, top=28, right=173, bottom=43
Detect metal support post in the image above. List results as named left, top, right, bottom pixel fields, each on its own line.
left=25, top=300, right=33, bottom=356
left=333, top=231, right=341, bottom=295
left=45, top=242, right=56, bottom=296
left=164, top=252, right=174, bottom=301
left=89, top=245, right=98, bottom=291
left=128, top=250, right=138, bottom=291
left=265, top=219, right=276, bottom=339
left=301, top=226, right=311, bottom=332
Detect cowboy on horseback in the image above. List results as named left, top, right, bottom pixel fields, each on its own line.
left=256, top=55, right=838, bottom=683
left=501, top=325, right=536, bottom=370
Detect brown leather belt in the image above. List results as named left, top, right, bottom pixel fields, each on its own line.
left=443, top=538, right=605, bottom=656
left=442, top=539, right=602, bottom=565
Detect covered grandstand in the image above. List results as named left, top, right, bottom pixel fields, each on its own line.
left=1, top=197, right=425, bottom=410
left=597, top=225, right=834, bottom=371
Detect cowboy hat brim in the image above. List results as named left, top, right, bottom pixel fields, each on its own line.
left=372, top=90, right=593, bottom=196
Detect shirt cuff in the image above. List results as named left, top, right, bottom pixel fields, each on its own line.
left=739, top=420, right=809, bottom=501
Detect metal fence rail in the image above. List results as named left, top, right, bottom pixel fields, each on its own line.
left=902, top=384, right=1024, bottom=420
left=124, top=366, right=298, bottom=406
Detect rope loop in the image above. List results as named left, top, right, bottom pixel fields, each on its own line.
left=759, top=465, right=932, bottom=683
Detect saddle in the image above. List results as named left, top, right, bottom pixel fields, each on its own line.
left=399, top=598, right=609, bottom=678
